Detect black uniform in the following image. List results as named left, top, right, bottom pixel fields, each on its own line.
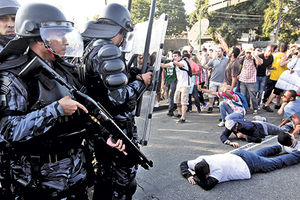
left=82, top=37, right=146, bottom=200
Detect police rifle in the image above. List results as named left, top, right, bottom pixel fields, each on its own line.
left=18, top=56, right=153, bottom=170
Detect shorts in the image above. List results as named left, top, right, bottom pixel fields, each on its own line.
left=273, top=87, right=283, bottom=95
left=174, top=86, right=190, bottom=105
left=208, top=81, right=223, bottom=98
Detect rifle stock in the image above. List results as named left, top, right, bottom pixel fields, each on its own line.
left=18, top=56, right=153, bottom=170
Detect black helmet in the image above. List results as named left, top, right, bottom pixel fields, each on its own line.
left=98, top=3, right=133, bottom=32
left=81, top=3, right=133, bottom=39
left=0, top=0, right=20, bottom=17
left=15, top=3, right=67, bottom=37
left=7, top=3, right=83, bottom=58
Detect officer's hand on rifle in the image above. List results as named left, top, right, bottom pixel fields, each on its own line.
left=141, top=72, right=152, bottom=86
left=106, top=136, right=128, bottom=155
left=58, top=96, right=88, bottom=115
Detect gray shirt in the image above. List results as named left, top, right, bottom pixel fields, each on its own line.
left=207, top=56, right=229, bottom=82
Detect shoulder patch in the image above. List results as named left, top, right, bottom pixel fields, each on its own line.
left=0, top=73, right=12, bottom=95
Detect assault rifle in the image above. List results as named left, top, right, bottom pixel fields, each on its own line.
left=18, top=56, right=153, bottom=170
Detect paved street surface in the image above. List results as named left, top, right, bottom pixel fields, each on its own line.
left=133, top=102, right=300, bottom=200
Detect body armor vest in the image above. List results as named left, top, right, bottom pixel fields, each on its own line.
left=17, top=61, right=86, bottom=154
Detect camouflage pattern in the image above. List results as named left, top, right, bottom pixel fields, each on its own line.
left=0, top=54, right=89, bottom=199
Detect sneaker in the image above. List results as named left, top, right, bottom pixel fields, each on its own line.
left=253, top=110, right=258, bottom=115
left=201, top=104, right=208, bottom=110
left=207, top=107, right=213, bottom=113
left=263, top=105, right=273, bottom=112
left=257, top=105, right=261, bottom=110
left=274, top=104, right=281, bottom=109
left=188, top=109, right=193, bottom=113
left=218, top=121, right=225, bottom=127
left=154, top=102, right=160, bottom=108
left=172, top=114, right=181, bottom=119
left=177, top=119, right=186, bottom=123
left=167, top=111, right=174, bottom=116
left=166, top=99, right=169, bottom=103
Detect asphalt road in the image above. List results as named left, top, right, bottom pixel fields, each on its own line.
left=133, top=103, right=300, bottom=200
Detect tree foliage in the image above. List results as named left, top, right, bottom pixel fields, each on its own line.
left=131, top=0, right=151, bottom=24
left=156, top=0, right=188, bottom=36
left=130, top=0, right=188, bottom=36
left=263, top=0, right=300, bottom=44
left=190, top=0, right=270, bottom=47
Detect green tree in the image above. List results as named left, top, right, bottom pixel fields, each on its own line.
left=263, top=0, right=300, bottom=44
left=131, top=0, right=151, bottom=25
left=190, top=0, right=269, bottom=47
left=156, top=0, right=188, bottom=36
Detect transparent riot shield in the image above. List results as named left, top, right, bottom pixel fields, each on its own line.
left=125, top=14, right=168, bottom=146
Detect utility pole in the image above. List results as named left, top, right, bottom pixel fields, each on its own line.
left=274, top=0, right=284, bottom=44
left=199, top=5, right=207, bottom=51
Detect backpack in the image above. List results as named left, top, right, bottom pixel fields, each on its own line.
left=231, top=92, right=248, bottom=110
left=178, top=59, right=193, bottom=77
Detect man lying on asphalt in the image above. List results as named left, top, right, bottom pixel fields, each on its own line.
left=221, top=119, right=286, bottom=148
left=180, top=132, right=300, bottom=190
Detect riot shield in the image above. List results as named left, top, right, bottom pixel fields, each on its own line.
left=125, top=14, right=168, bottom=146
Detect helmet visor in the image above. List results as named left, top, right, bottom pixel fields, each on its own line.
left=40, top=22, right=83, bottom=57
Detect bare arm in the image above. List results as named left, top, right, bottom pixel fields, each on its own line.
left=174, top=60, right=184, bottom=68
left=279, top=116, right=290, bottom=127
left=215, top=32, right=229, bottom=56
left=231, top=77, right=237, bottom=91
left=280, top=54, right=289, bottom=67
left=253, top=54, right=263, bottom=66
left=201, top=88, right=217, bottom=96
left=160, top=63, right=171, bottom=68
left=291, top=114, right=300, bottom=136
left=224, top=90, right=235, bottom=99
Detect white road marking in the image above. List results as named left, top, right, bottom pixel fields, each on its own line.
left=229, top=135, right=278, bottom=153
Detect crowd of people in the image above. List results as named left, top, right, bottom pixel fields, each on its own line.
left=158, top=41, right=300, bottom=127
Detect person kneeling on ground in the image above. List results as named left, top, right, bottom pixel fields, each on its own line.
left=180, top=131, right=300, bottom=190
left=221, top=119, right=286, bottom=148
left=201, top=87, right=246, bottom=127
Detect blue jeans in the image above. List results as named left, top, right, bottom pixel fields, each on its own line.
left=234, top=145, right=300, bottom=174
left=219, top=101, right=244, bottom=122
left=256, top=76, right=266, bottom=106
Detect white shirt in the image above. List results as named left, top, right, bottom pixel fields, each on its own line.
left=171, top=60, right=191, bottom=87
left=282, top=142, right=300, bottom=153
left=187, top=153, right=251, bottom=183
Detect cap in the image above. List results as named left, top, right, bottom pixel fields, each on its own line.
left=225, top=120, right=236, bottom=130
left=0, top=0, right=20, bottom=16
left=245, top=48, right=253, bottom=53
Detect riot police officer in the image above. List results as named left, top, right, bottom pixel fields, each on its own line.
left=80, top=3, right=152, bottom=200
left=0, top=0, right=20, bottom=50
left=0, top=3, right=94, bottom=199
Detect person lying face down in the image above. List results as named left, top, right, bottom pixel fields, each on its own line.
left=221, top=119, right=285, bottom=148
left=180, top=131, right=300, bottom=190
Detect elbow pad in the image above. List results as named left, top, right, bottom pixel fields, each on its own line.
left=96, top=41, right=128, bottom=89
left=0, top=73, right=11, bottom=109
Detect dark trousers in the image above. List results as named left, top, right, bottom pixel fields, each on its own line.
left=262, top=76, right=274, bottom=103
